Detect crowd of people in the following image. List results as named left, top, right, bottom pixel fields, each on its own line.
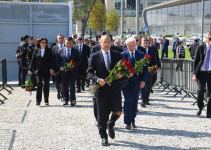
left=15, top=31, right=211, bottom=146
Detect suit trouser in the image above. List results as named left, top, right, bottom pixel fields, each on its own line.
left=197, top=72, right=211, bottom=115
left=36, top=71, right=50, bottom=104
left=123, top=86, right=140, bottom=125
left=96, top=85, right=121, bottom=138
left=76, top=69, right=86, bottom=91
left=142, top=72, right=152, bottom=103
left=161, top=48, right=168, bottom=58
left=62, top=71, right=76, bottom=102
left=54, top=74, right=62, bottom=94
left=20, top=67, right=28, bottom=86
left=151, top=72, right=157, bottom=87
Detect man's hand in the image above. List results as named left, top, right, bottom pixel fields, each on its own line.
left=50, top=69, right=54, bottom=76
left=60, top=67, right=64, bottom=71
left=98, top=79, right=106, bottom=86
left=28, top=70, right=32, bottom=76
left=140, top=81, right=145, bottom=89
left=130, top=72, right=134, bottom=77
left=117, top=73, right=123, bottom=79
left=192, top=75, right=197, bottom=82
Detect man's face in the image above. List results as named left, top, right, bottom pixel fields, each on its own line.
left=127, top=41, right=136, bottom=52
left=57, top=36, right=64, bottom=44
left=114, top=40, right=121, bottom=47
left=77, top=38, right=83, bottom=44
left=65, top=40, right=73, bottom=48
left=141, top=40, right=148, bottom=49
left=100, top=36, right=111, bottom=51
left=206, top=34, right=211, bottom=46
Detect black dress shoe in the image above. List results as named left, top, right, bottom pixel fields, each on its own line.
left=101, top=138, right=109, bottom=146
left=141, top=103, right=146, bottom=108
left=107, top=123, right=115, bottom=139
left=57, top=93, right=61, bottom=99
left=77, top=90, right=81, bottom=93
left=82, top=87, right=85, bottom=91
left=145, top=101, right=150, bottom=105
left=45, top=103, right=49, bottom=106
left=132, top=122, right=137, bottom=128
left=63, top=101, right=68, bottom=106
left=196, top=109, right=202, bottom=116
left=150, top=89, right=153, bottom=93
left=125, top=124, right=131, bottom=130
left=71, top=100, right=76, bottom=107
left=36, top=102, right=40, bottom=106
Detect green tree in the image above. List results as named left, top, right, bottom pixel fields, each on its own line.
left=105, top=10, right=120, bottom=33
left=73, top=0, right=97, bottom=36
left=88, top=0, right=106, bottom=33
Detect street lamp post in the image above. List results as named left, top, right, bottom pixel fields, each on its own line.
left=120, top=0, right=124, bottom=35
left=136, top=0, right=140, bottom=36
left=201, top=0, right=205, bottom=44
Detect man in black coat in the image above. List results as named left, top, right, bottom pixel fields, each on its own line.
left=193, top=32, right=211, bottom=118
left=88, top=34, right=123, bottom=146
left=75, top=37, right=90, bottom=92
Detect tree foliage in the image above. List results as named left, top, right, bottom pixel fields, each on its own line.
left=88, top=0, right=106, bottom=33
left=105, top=10, right=120, bottom=33
left=73, top=0, right=97, bottom=36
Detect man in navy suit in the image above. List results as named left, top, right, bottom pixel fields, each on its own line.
left=139, top=37, right=157, bottom=107
left=57, top=37, right=79, bottom=106
left=121, top=37, right=147, bottom=129
left=88, top=34, right=123, bottom=146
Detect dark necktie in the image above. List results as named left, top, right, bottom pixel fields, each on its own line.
left=131, top=52, right=135, bottom=66
left=204, top=46, right=211, bottom=70
left=67, top=48, right=70, bottom=58
left=106, top=52, right=110, bottom=70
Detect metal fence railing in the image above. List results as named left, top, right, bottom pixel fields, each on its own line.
left=153, top=58, right=199, bottom=105
left=0, top=58, right=14, bottom=103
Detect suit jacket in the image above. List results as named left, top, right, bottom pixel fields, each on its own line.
left=28, top=47, right=53, bottom=75
left=52, top=45, right=64, bottom=72
left=56, top=47, right=79, bottom=74
left=193, top=44, right=207, bottom=78
left=91, top=44, right=101, bottom=54
left=150, top=45, right=161, bottom=68
left=139, top=46, right=157, bottom=66
left=88, top=49, right=123, bottom=91
left=75, top=44, right=90, bottom=71
left=121, top=50, right=147, bottom=89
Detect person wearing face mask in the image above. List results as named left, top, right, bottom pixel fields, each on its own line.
left=28, top=38, right=54, bottom=106
left=193, top=32, right=211, bottom=118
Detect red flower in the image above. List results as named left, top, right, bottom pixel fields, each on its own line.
left=122, top=59, right=134, bottom=74
left=144, top=54, right=152, bottom=59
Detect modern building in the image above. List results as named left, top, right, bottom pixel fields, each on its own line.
left=143, top=0, right=211, bottom=35
left=105, top=0, right=169, bottom=33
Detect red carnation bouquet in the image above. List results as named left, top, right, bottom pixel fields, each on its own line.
left=134, top=54, right=151, bottom=75
left=55, top=59, right=76, bottom=76
left=89, top=59, right=134, bottom=95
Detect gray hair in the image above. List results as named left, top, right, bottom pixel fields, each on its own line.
left=125, top=37, right=136, bottom=45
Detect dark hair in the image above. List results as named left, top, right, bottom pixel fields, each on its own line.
left=37, top=38, right=49, bottom=48
left=66, top=37, right=74, bottom=42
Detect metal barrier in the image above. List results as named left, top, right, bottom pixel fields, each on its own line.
left=0, top=58, right=14, bottom=103
left=154, top=58, right=199, bottom=104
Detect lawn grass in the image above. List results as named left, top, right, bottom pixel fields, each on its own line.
left=158, top=47, right=191, bottom=60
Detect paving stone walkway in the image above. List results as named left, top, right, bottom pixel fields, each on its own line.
left=0, top=86, right=211, bottom=150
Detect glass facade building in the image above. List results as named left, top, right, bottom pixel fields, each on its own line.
left=145, top=0, right=211, bottom=35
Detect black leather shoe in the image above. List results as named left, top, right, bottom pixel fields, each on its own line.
left=63, top=101, right=68, bottom=106
left=107, top=123, right=115, bottom=139
left=57, top=93, right=61, bottom=99
left=145, top=102, right=150, bottom=105
left=132, top=122, right=137, bottom=128
left=141, top=103, right=146, bottom=108
left=125, top=124, right=131, bottom=130
left=71, top=100, right=76, bottom=107
left=196, top=109, right=202, bottom=116
left=36, top=102, right=40, bottom=106
left=101, top=138, right=109, bottom=146
left=45, top=103, right=49, bottom=106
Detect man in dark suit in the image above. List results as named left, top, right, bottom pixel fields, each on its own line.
left=161, top=36, right=169, bottom=59
left=88, top=34, right=123, bottom=146
left=121, top=37, right=147, bottom=129
left=75, top=37, right=90, bottom=92
left=193, top=32, right=211, bottom=118
left=139, top=37, right=157, bottom=107
left=52, top=34, right=65, bottom=99
left=16, top=35, right=30, bottom=87
left=57, top=37, right=79, bottom=106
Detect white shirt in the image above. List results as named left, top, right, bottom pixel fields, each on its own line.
left=65, top=47, right=71, bottom=58
left=101, top=49, right=111, bottom=70
left=201, top=44, right=211, bottom=71
left=58, top=43, right=64, bottom=50
left=128, top=50, right=135, bottom=60
left=41, top=48, right=45, bottom=57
